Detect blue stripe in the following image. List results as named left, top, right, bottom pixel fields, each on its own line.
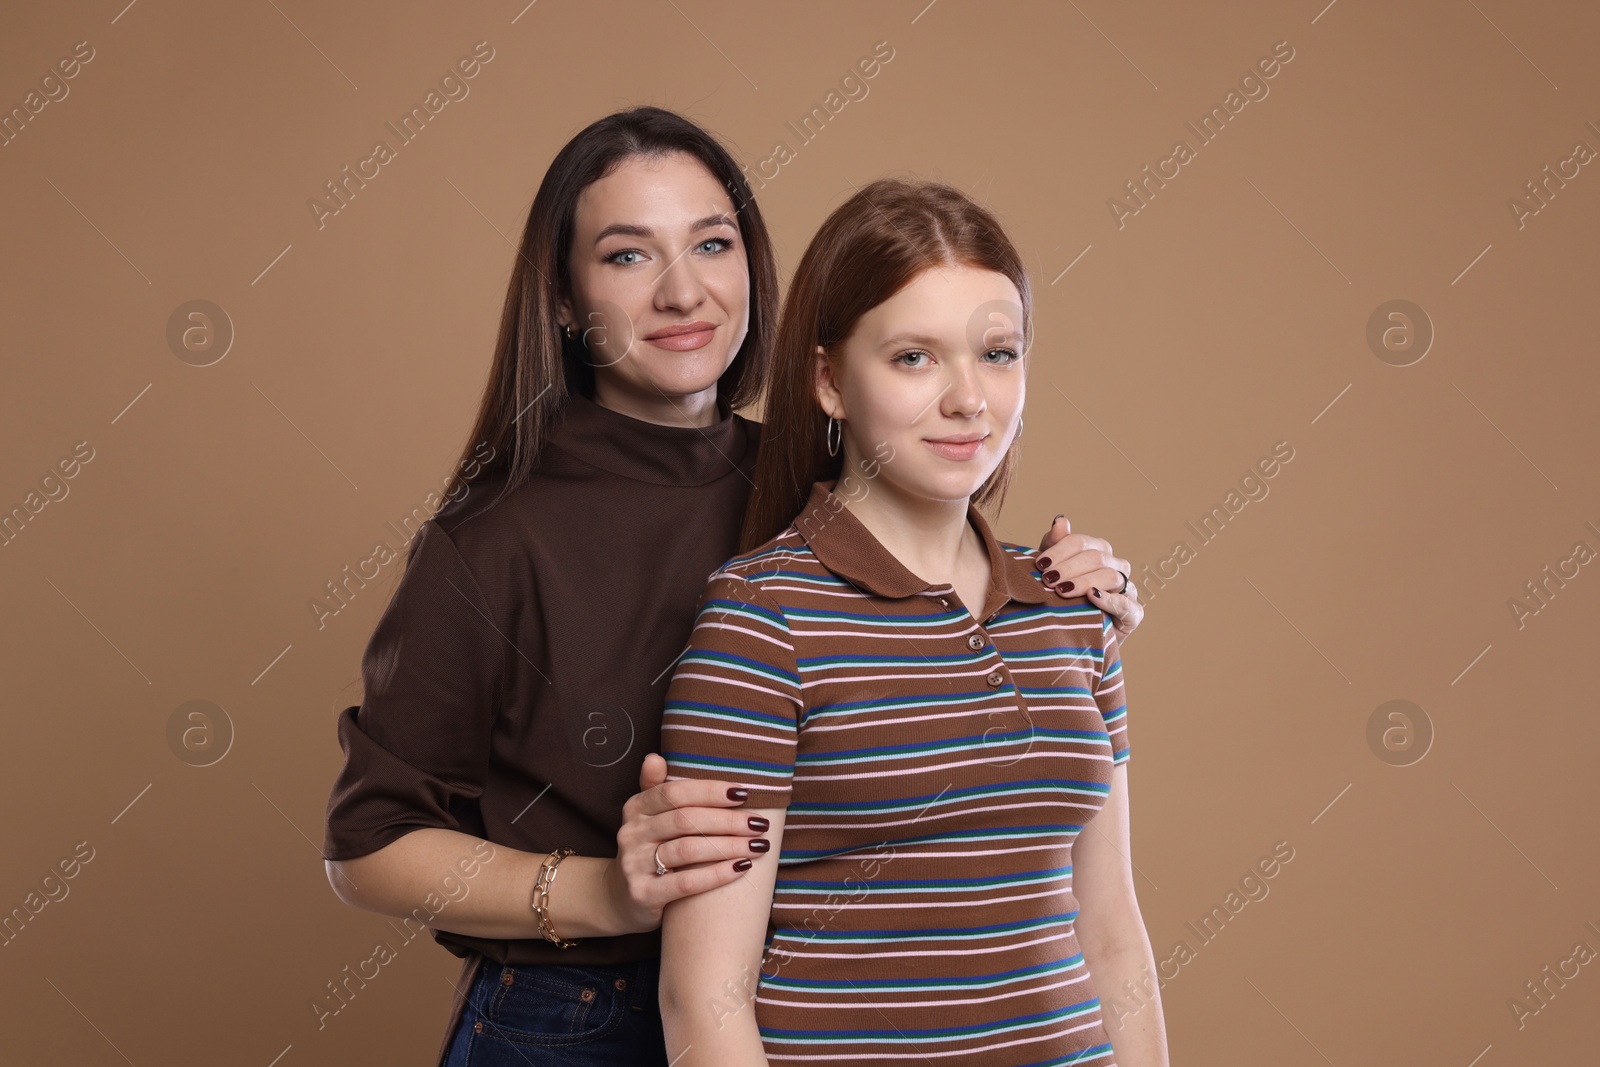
left=678, top=648, right=799, bottom=686
left=761, top=954, right=1085, bottom=991
left=773, top=912, right=1077, bottom=941
left=661, top=751, right=792, bottom=774
left=662, top=699, right=793, bottom=728
left=758, top=1000, right=1102, bottom=1041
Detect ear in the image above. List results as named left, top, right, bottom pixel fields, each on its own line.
left=813, top=344, right=847, bottom=421
left=555, top=291, right=575, bottom=333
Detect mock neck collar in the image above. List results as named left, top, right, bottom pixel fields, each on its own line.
left=793, top=479, right=1051, bottom=621
left=545, top=389, right=753, bottom=487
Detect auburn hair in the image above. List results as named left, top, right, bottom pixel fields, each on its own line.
left=740, top=177, right=1032, bottom=551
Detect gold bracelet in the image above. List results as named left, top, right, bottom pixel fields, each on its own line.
left=531, top=847, right=580, bottom=949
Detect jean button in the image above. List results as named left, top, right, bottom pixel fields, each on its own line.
left=614, top=978, right=628, bottom=991
left=580, top=987, right=596, bottom=1002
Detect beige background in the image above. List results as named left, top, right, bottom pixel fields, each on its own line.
left=3, top=0, right=1597, bottom=1063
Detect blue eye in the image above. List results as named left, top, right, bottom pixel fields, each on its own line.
left=605, top=249, right=644, bottom=266
left=893, top=350, right=930, bottom=367
left=697, top=237, right=734, bottom=254
left=984, top=348, right=1021, bottom=364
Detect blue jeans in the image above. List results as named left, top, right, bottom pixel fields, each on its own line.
left=442, top=957, right=669, bottom=1066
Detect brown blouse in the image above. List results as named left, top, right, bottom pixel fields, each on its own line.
left=320, top=388, right=759, bottom=1054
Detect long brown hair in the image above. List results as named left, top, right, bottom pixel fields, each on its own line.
left=426, top=106, right=779, bottom=555
left=740, top=177, right=1033, bottom=551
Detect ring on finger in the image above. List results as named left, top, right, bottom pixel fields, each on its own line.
left=653, top=845, right=670, bottom=877
left=1116, top=569, right=1130, bottom=594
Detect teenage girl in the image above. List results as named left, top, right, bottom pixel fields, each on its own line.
left=658, top=178, right=1168, bottom=1065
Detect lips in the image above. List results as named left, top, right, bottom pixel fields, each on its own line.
left=644, top=321, right=717, bottom=351
left=924, top=434, right=987, bottom=461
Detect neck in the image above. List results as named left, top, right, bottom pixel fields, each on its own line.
left=590, top=376, right=721, bottom=428
left=835, top=464, right=980, bottom=585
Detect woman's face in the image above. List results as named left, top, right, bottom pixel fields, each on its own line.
left=560, top=152, right=750, bottom=418
left=817, top=264, right=1026, bottom=505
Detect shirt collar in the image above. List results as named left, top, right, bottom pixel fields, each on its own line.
left=793, top=479, right=1052, bottom=619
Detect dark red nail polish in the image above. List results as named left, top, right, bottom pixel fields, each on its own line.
left=1037, top=556, right=1052, bottom=572
left=749, top=838, right=770, bottom=853
left=1091, top=587, right=1100, bottom=597
left=733, top=858, right=753, bottom=872
left=1043, top=570, right=1060, bottom=584
left=1060, top=581, right=1074, bottom=592
left=727, top=787, right=748, bottom=802
left=748, top=816, right=770, bottom=832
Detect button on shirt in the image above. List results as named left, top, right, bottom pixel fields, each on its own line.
left=660, top=479, right=1131, bottom=1066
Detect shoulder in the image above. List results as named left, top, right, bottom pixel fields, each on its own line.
left=999, top=538, right=1043, bottom=569
left=995, top=538, right=1114, bottom=634
left=692, top=524, right=829, bottom=618
left=393, top=470, right=532, bottom=612
left=427, top=467, right=516, bottom=542
left=710, top=525, right=823, bottom=590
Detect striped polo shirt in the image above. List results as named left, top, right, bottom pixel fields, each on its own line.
left=661, top=478, right=1131, bottom=1066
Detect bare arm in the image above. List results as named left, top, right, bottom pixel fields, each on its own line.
left=660, top=806, right=788, bottom=1067
left=1072, top=764, right=1170, bottom=1066
left=325, top=754, right=769, bottom=941
left=327, top=827, right=542, bottom=939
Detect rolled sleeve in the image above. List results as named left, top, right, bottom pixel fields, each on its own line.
left=322, top=520, right=506, bottom=861
left=660, top=574, right=802, bottom=808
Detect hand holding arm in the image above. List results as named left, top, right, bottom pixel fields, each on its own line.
left=325, top=753, right=768, bottom=940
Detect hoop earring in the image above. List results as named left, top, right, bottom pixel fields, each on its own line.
left=826, top=416, right=842, bottom=457
left=1016, top=418, right=1024, bottom=441
left=562, top=323, right=575, bottom=340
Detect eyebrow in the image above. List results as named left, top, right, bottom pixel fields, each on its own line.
left=878, top=332, right=948, bottom=350
left=592, top=213, right=738, bottom=246
left=878, top=329, right=1021, bottom=349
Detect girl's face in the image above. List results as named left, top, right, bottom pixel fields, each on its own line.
left=560, top=152, right=750, bottom=413
left=816, top=264, right=1026, bottom=506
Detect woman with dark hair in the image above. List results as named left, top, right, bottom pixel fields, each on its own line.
left=658, top=178, right=1167, bottom=1065
left=321, top=108, right=1144, bottom=1067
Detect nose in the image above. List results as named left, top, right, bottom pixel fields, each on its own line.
left=653, top=246, right=709, bottom=314
left=941, top=357, right=987, bottom=420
